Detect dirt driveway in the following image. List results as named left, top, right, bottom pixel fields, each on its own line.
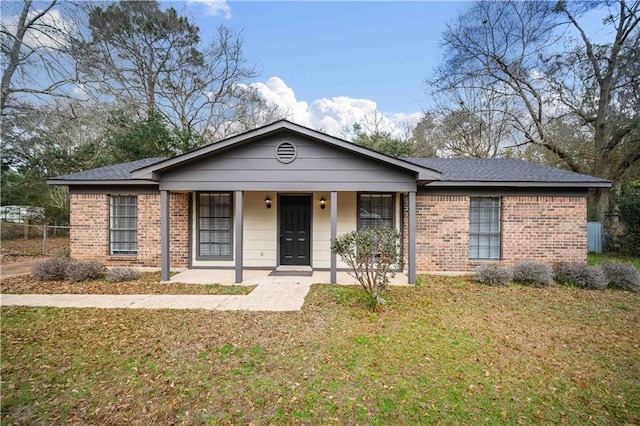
left=0, top=259, right=41, bottom=279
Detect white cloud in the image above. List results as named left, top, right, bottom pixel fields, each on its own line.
left=1, top=8, right=77, bottom=50
left=188, top=0, right=232, bottom=19
left=248, top=77, right=418, bottom=140
left=390, top=112, right=423, bottom=128
left=249, top=77, right=311, bottom=127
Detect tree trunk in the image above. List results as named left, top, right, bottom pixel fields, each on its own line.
left=589, top=188, right=610, bottom=223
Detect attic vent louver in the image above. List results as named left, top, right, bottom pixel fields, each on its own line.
left=275, top=142, right=297, bottom=164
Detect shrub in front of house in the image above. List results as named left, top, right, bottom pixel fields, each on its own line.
left=553, top=262, right=607, bottom=290
left=32, top=257, right=71, bottom=281
left=106, top=267, right=140, bottom=283
left=65, top=260, right=104, bottom=282
left=512, top=261, right=553, bottom=287
left=474, top=263, right=512, bottom=286
left=600, top=262, right=640, bottom=292
left=331, top=227, right=400, bottom=310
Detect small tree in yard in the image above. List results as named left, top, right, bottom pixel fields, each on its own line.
left=331, top=228, right=400, bottom=309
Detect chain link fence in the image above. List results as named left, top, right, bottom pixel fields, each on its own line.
left=1, top=221, right=70, bottom=257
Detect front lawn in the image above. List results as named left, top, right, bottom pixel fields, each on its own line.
left=2, top=276, right=638, bottom=425
left=588, top=252, right=640, bottom=269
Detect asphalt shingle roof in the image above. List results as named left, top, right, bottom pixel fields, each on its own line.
left=51, top=158, right=166, bottom=181
left=50, top=156, right=610, bottom=186
left=404, top=158, right=610, bottom=184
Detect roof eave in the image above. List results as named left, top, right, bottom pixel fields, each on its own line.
left=47, top=179, right=159, bottom=186
left=425, top=181, right=612, bottom=188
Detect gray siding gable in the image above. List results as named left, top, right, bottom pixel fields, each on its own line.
left=131, top=120, right=441, bottom=183
left=156, top=132, right=423, bottom=192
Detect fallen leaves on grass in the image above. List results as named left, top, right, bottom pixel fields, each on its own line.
left=1, top=276, right=639, bottom=425
left=0, top=272, right=255, bottom=295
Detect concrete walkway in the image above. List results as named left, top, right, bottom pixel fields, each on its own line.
left=0, top=281, right=311, bottom=312
left=0, top=266, right=409, bottom=312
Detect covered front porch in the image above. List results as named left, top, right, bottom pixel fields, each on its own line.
left=158, top=190, right=418, bottom=284
left=129, top=121, right=440, bottom=285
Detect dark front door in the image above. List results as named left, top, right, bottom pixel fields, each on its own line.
left=279, top=195, right=311, bottom=266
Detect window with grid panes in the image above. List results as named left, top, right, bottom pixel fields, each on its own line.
left=469, top=197, right=501, bottom=259
left=109, top=195, right=137, bottom=255
left=358, top=193, right=394, bottom=229
left=198, top=193, right=232, bottom=258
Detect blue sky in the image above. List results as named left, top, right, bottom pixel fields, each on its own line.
left=3, top=1, right=611, bottom=138
left=171, top=1, right=470, bottom=135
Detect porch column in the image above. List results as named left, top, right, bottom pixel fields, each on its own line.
left=408, top=190, right=417, bottom=285
left=234, top=190, right=243, bottom=283
left=330, top=191, right=338, bottom=284
left=160, top=190, right=170, bottom=282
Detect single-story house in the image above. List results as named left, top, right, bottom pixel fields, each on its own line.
left=48, top=120, right=611, bottom=284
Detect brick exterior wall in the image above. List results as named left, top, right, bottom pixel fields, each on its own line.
left=406, top=194, right=587, bottom=273
left=135, top=194, right=161, bottom=266
left=69, top=192, right=190, bottom=268
left=404, top=195, right=471, bottom=271
left=169, top=193, right=190, bottom=267
left=70, top=191, right=587, bottom=272
left=70, top=194, right=109, bottom=261
left=501, top=196, right=587, bottom=265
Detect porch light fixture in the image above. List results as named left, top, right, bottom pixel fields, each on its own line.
left=265, top=196, right=272, bottom=209
left=320, top=196, right=326, bottom=210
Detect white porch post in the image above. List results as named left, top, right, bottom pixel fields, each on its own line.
left=160, top=190, right=170, bottom=281
left=235, top=191, right=243, bottom=283
left=408, top=191, right=417, bottom=284
left=330, top=191, right=338, bottom=284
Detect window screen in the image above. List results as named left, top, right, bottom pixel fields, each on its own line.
left=198, top=193, right=232, bottom=258
left=110, top=195, right=137, bottom=255
left=469, top=197, right=501, bottom=260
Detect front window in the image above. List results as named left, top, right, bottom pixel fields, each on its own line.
left=110, top=195, right=137, bottom=255
left=198, top=193, right=233, bottom=259
left=358, top=193, right=394, bottom=229
left=469, top=197, right=501, bottom=260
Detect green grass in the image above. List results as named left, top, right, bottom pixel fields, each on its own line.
left=588, top=252, right=640, bottom=269
left=2, top=276, right=639, bottom=425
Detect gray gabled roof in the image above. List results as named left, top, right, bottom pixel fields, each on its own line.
left=47, top=121, right=611, bottom=190
left=47, top=157, right=165, bottom=185
left=130, top=120, right=442, bottom=182
left=406, top=158, right=611, bottom=187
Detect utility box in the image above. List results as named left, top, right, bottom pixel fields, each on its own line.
left=587, top=222, right=603, bottom=253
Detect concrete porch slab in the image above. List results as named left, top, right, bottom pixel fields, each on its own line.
left=168, top=269, right=410, bottom=286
